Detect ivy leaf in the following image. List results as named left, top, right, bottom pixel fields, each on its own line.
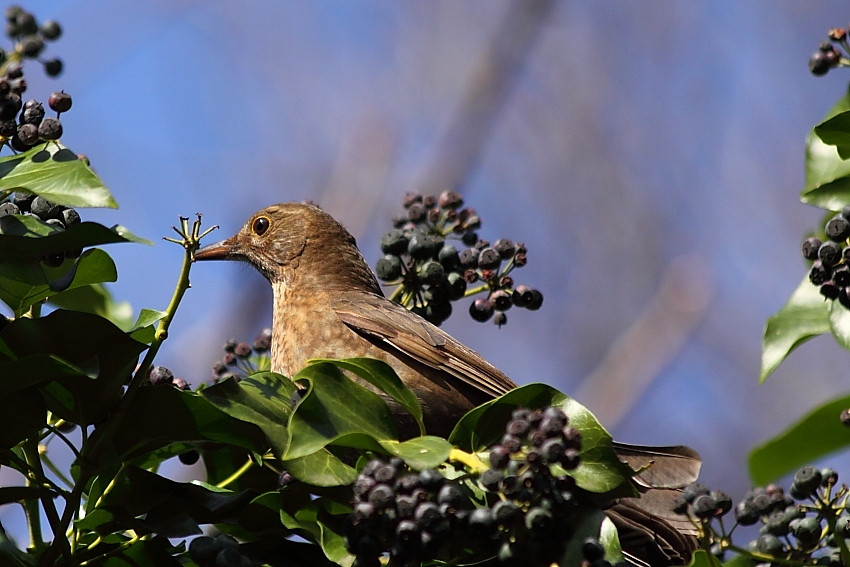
left=748, top=392, right=850, bottom=485
left=0, top=309, right=146, bottom=425
left=109, top=385, right=268, bottom=466
left=48, top=283, right=134, bottom=331
left=282, top=450, right=358, bottom=487
left=285, top=362, right=397, bottom=460
left=202, top=373, right=295, bottom=458
left=0, top=142, right=117, bottom=208
left=379, top=436, right=452, bottom=470
left=760, top=275, right=831, bottom=383
left=0, top=248, right=117, bottom=317
left=311, top=357, right=424, bottom=434
left=803, top=91, right=850, bottom=210
left=128, top=308, right=167, bottom=344
left=814, top=110, right=850, bottom=160
left=0, top=217, right=150, bottom=261
left=449, top=383, right=633, bottom=494
left=0, top=387, right=46, bottom=449
left=560, top=509, right=623, bottom=567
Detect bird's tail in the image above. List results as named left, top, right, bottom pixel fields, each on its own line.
left=607, top=443, right=703, bottom=566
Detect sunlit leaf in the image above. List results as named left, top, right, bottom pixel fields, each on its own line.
left=0, top=143, right=117, bottom=208
left=760, top=275, right=831, bottom=383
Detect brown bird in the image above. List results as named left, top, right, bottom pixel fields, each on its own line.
left=194, top=202, right=701, bottom=566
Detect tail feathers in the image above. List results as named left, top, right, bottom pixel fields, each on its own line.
left=606, top=495, right=699, bottom=567
left=612, top=442, right=702, bottom=489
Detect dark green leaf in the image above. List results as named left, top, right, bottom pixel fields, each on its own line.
left=202, top=373, right=295, bottom=458
left=449, top=383, right=633, bottom=493
left=0, top=248, right=117, bottom=316
left=0, top=353, right=95, bottom=396
left=110, top=384, right=267, bottom=464
left=0, top=143, right=117, bottom=209
left=285, top=362, right=397, bottom=460
left=0, top=218, right=150, bottom=262
left=814, top=110, right=850, bottom=159
left=294, top=501, right=353, bottom=566
left=1, top=309, right=146, bottom=424
left=379, top=436, right=452, bottom=470
left=748, top=392, right=850, bottom=485
left=804, top=91, right=850, bottom=210
left=311, top=357, right=424, bottom=433
left=718, top=552, right=757, bottom=566
left=47, top=283, right=134, bottom=331
left=761, top=275, right=831, bottom=383
left=282, top=449, right=359, bottom=487
left=97, top=466, right=258, bottom=536
left=560, top=509, right=623, bottom=567
left=0, top=387, right=46, bottom=448
left=100, top=536, right=182, bottom=567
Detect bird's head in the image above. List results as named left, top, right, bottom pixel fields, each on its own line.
left=194, top=202, right=381, bottom=293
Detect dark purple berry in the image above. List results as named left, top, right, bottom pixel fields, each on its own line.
left=803, top=237, right=823, bottom=260
left=402, top=192, right=422, bottom=209
left=526, top=289, right=544, bottom=310
left=38, top=117, right=62, bottom=140
left=149, top=366, right=174, bottom=386
left=469, top=298, right=494, bottom=322
left=20, top=101, right=43, bottom=125
left=478, top=247, right=501, bottom=270
left=233, top=342, right=251, bottom=358
left=367, top=483, right=395, bottom=509
left=17, top=35, right=42, bottom=58
left=0, top=98, right=17, bottom=122
left=47, top=92, right=71, bottom=115
left=821, top=283, right=841, bottom=300
left=253, top=328, right=271, bottom=352
left=810, top=51, right=832, bottom=76
left=11, top=191, right=32, bottom=211
left=178, top=450, right=199, bottom=465
left=493, top=239, right=515, bottom=259
left=0, top=201, right=19, bottom=217
left=489, top=445, right=509, bottom=469
left=827, top=215, right=850, bottom=241
left=438, top=190, right=463, bottom=209
left=734, top=500, right=759, bottom=526
left=40, top=20, right=61, bottom=40
left=489, top=289, right=512, bottom=311
left=43, top=59, right=63, bottom=78
left=810, top=261, right=832, bottom=286
left=16, top=123, right=36, bottom=145
left=5, top=62, right=22, bottom=79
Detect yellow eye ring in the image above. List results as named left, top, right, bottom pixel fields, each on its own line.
left=252, top=216, right=271, bottom=236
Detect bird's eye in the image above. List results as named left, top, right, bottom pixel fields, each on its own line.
left=252, top=216, right=270, bottom=236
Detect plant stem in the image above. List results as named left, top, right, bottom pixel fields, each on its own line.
left=22, top=440, right=46, bottom=555
left=217, top=458, right=254, bottom=488
left=448, top=448, right=488, bottom=473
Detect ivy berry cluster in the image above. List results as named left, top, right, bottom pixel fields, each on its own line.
left=345, top=406, right=599, bottom=567
left=674, top=466, right=846, bottom=565
left=810, top=26, right=850, bottom=76
left=802, top=207, right=850, bottom=308
left=211, top=328, right=272, bottom=382
left=0, top=184, right=82, bottom=267
left=377, top=190, right=543, bottom=327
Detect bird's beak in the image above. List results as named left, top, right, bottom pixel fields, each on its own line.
left=193, top=236, right=238, bottom=262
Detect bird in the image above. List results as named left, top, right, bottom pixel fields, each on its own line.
left=193, top=201, right=702, bottom=566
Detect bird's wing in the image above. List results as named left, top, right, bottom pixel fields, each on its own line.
left=334, top=291, right=516, bottom=398
left=611, top=442, right=702, bottom=489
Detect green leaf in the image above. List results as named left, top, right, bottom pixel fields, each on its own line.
left=561, top=508, right=623, bottom=567
left=0, top=387, right=46, bottom=449
left=748, top=392, right=850, bottom=485
left=379, top=436, right=452, bottom=470
left=285, top=362, right=397, bottom=460
left=830, top=298, right=850, bottom=350
left=0, top=218, right=150, bottom=262
left=804, top=91, right=850, bottom=210
left=814, top=109, right=850, bottom=159
left=310, top=357, right=424, bottom=434
left=0, top=143, right=117, bottom=208
left=127, top=308, right=167, bottom=344
left=202, top=373, right=295, bottom=459
left=0, top=353, right=96, bottom=396
left=1, top=309, right=146, bottom=424
left=96, top=466, right=258, bottom=538
left=0, top=248, right=117, bottom=316
left=449, top=383, right=633, bottom=493
left=47, top=283, right=134, bottom=331
left=293, top=501, right=353, bottom=567
left=282, top=449, right=359, bottom=487
left=100, top=536, right=182, bottom=567
left=110, top=384, right=268, bottom=464
left=760, top=275, right=831, bottom=382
